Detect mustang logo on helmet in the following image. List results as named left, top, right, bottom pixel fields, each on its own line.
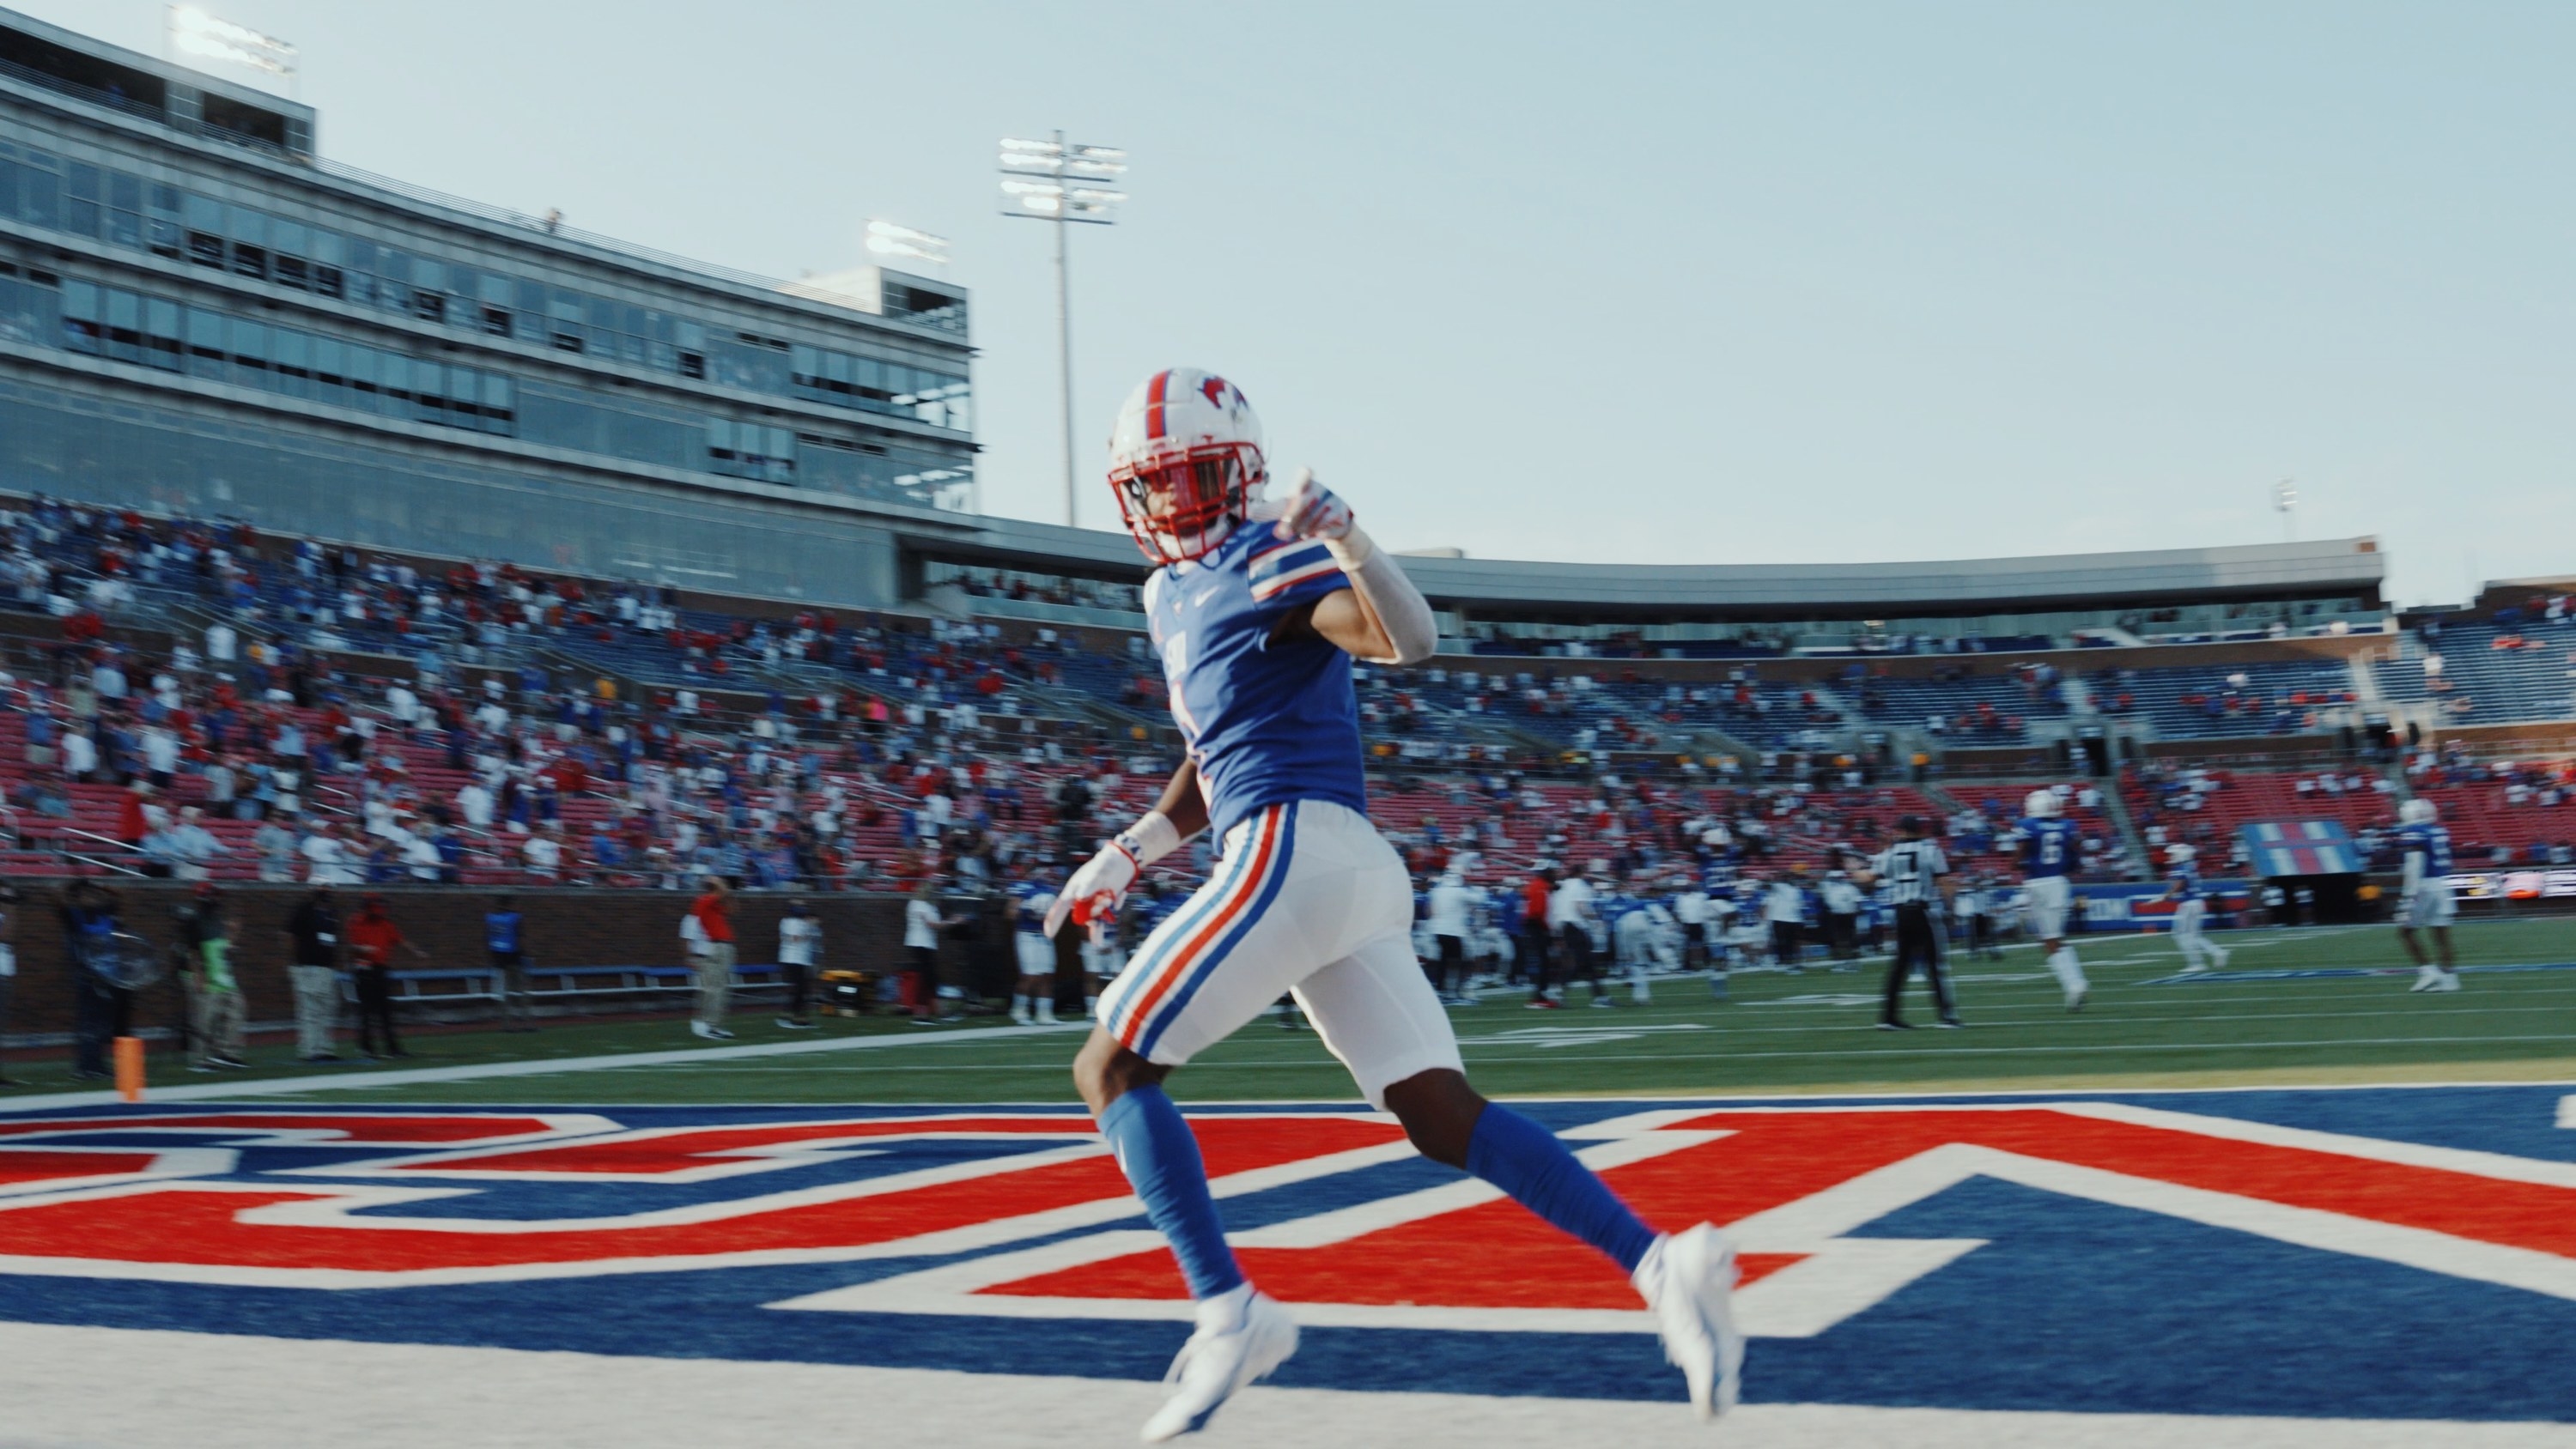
left=1106, top=367, right=1268, bottom=566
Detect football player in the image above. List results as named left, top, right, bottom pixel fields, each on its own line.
left=1046, top=369, right=1739, bottom=1440
left=1006, top=861, right=1059, bottom=1025
left=2018, top=789, right=2089, bottom=1010
left=2393, top=797, right=2461, bottom=992
left=2163, top=843, right=2230, bottom=973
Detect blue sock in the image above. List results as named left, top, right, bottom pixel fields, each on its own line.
left=1097, top=1086, right=1246, bottom=1301
left=1465, top=1104, right=1657, bottom=1273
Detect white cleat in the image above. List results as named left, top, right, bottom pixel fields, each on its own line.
left=2409, top=966, right=2439, bottom=993
left=1633, top=1223, right=1745, bottom=1422
left=2211, top=946, right=2231, bottom=970
left=2066, top=988, right=2087, bottom=1014
left=2433, top=970, right=2463, bottom=992
left=1139, top=1289, right=1299, bottom=1443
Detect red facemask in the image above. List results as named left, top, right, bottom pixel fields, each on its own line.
left=1109, top=443, right=1262, bottom=565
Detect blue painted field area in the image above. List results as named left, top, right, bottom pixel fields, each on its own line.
left=0, top=1086, right=2567, bottom=1422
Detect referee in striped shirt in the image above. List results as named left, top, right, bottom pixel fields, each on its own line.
left=1862, top=815, right=1962, bottom=1030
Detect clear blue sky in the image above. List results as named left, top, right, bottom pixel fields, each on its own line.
left=31, top=1, right=2576, bottom=603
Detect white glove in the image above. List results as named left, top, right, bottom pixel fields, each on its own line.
left=1045, top=812, right=1186, bottom=940
left=1273, top=468, right=1356, bottom=548
left=1042, top=838, right=1139, bottom=943
left=1270, top=466, right=1436, bottom=664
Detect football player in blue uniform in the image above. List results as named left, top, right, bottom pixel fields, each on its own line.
left=2018, top=789, right=2089, bottom=1010
left=1006, top=863, right=1060, bottom=1025
left=1044, top=368, right=1739, bottom=1440
left=2162, top=843, right=2229, bottom=973
left=2394, top=797, right=2461, bottom=992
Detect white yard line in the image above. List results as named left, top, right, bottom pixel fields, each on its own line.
left=0, top=1322, right=2562, bottom=1449
left=0, top=1023, right=1090, bottom=1113
left=289, top=1034, right=2574, bottom=1080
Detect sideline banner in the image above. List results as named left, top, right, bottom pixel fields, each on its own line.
left=2075, top=881, right=2250, bottom=931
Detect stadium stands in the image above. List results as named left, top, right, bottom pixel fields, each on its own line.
left=2379, top=618, right=2576, bottom=726
left=15, top=491, right=2576, bottom=906
left=2092, top=658, right=2362, bottom=738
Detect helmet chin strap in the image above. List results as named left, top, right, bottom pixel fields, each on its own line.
left=1153, top=512, right=1236, bottom=564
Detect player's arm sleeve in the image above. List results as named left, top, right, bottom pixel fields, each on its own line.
left=1323, top=531, right=1437, bottom=665
left=1257, top=536, right=1437, bottom=666
left=2401, top=846, right=2424, bottom=894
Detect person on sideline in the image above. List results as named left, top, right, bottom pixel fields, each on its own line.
left=904, top=878, right=963, bottom=1026
left=283, top=885, right=343, bottom=1063
left=347, top=894, right=429, bottom=1059
left=776, top=899, right=822, bottom=1029
left=487, top=894, right=535, bottom=1028
left=685, top=878, right=738, bottom=1040
left=0, top=883, right=20, bottom=1087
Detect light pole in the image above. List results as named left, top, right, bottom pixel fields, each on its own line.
left=166, top=7, right=300, bottom=99
left=865, top=220, right=951, bottom=273
left=2274, top=478, right=2298, bottom=542
left=999, top=133, right=1128, bottom=527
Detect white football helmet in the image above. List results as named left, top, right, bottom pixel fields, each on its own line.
left=1104, top=367, right=1267, bottom=565
left=2025, top=789, right=2063, bottom=819
left=2400, top=797, right=2439, bottom=826
left=2166, top=843, right=2196, bottom=864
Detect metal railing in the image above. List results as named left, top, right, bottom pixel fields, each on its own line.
left=0, top=55, right=292, bottom=159
left=40, top=825, right=150, bottom=878
left=306, top=160, right=968, bottom=336
left=307, top=156, right=835, bottom=302
left=0, top=56, right=962, bottom=335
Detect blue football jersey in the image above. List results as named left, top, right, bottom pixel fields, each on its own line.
left=2020, top=817, right=2080, bottom=879
left=1146, top=524, right=1364, bottom=840
left=2166, top=864, right=2205, bottom=902
left=2397, top=822, right=2453, bottom=878
left=1009, top=879, right=1056, bottom=937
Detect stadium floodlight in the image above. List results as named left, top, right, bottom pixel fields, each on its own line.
left=1000, top=130, right=1131, bottom=526
left=166, top=6, right=298, bottom=91
left=2275, top=478, right=2298, bottom=541
left=865, top=220, right=951, bottom=271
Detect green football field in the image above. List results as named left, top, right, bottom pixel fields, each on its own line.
left=20, top=915, right=2564, bottom=1109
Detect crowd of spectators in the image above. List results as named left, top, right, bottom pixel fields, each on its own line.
left=35, top=490, right=2576, bottom=909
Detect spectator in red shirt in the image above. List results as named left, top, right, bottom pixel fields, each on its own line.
left=346, top=894, right=428, bottom=1059
left=116, top=781, right=156, bottom=851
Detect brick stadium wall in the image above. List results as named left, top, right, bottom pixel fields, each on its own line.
left=1, top=884, right=1032, bottom=1040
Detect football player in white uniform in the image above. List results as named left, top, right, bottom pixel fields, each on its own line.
left=2163, top=843, right=2230, bottom=973
left=1007, top=862, right=1060, bottom=1025
left=2393, top=797, right=2461, bottom=992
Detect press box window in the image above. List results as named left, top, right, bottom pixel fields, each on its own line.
left=106, top=171, right=143, bottom=249
left=58, top=278, right=100, bottom=353
left=62, top=161, right=99, bottom=238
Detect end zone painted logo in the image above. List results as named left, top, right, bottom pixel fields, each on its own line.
left=0, top=1088, right=2570, bottom=1421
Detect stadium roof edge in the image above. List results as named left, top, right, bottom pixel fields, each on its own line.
left=920, top=520, right=2386, bottom=617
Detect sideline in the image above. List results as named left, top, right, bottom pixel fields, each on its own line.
left=0, top=1022, right=1091, bottom=1114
